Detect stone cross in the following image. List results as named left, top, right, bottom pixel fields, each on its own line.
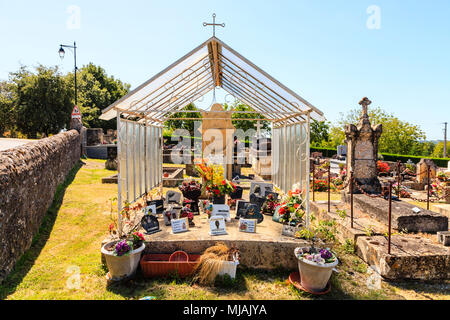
left=359, top=97, right=371, bottom=119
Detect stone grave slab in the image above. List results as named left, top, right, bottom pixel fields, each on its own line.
left=342, top=192, right=448, bottom=233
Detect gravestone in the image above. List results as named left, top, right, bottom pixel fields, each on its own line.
left=240, top=203, right=264, bottom=224
left=141, top=215, right=160, bottom=234
left=199, top=103, right=235, bottom=180
left=416, top=158, right=437, bottom=184
left=345, top=97, right=382, bottom=194
left=165, top=191, right=181, bottom=205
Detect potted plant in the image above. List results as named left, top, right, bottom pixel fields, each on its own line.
left=101, top=200, right=146, bottom=281
left=261, top=193, right=279, bottom=216
left=179, top=180, right=202, bottom=200
left=294, top=245, right=338, bottom=293
left=180, top=205, right=195, bottom=227
left=206, top=180, right=236, bottom=204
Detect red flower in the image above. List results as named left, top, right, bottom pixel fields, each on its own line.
left=215, top=189, right=220, bottom=195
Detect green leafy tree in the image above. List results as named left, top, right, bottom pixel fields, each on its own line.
left=431, top=141, right=450, bottom=158
left=310, top=120, right=330, bottom=146
left=329, top=106, right=427, bottom=155
left=11, top=65, right=73, bottom=138
left=223, top=102, right=270, bottom=133
left=0, top=81, right=15, bottom=136
left=164, top=103, right=202, bottom=135
left=66, top=63, right=130, bottom=131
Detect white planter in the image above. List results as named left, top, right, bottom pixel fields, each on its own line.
left=101, top=241, right=145, bottom=281
left=294, top=247, right=338, bottom=293
left=218, top=260, right=239, bottom=279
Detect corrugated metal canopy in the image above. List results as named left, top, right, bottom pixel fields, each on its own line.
left=100, top=36, right=325, bottom=124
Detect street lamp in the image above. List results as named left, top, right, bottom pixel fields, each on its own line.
left=58, top=41, right=78, bottom=106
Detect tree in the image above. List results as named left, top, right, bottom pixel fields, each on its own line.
left=310, top=120, right=330, bottom=146
left=0, top=81, right=15, bottom=136
left=431, top=141, right=450, bottom=158
left=223, top=102, right=270, bottom=133
left=66, top=63, right=130, bottom=131
left=11, top=65, right=73, bottom=138
left=330, top=106, right=427, bottom=155
left=164, top=103, right=202, bottom=136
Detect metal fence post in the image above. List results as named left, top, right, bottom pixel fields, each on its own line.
left=397, top=160, right=401, bottom=199
left=328, top=161, right=331, bottom=212
left=427, top=164, right=430, bottom=210
left=350, top=170, right=354, bottom=229
left=388, top=181, right=392, bottom=254
left=312, top=160, right=315, bottom=202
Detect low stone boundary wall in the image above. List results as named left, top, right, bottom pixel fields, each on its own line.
left=0, top=130, right=80, bottom=282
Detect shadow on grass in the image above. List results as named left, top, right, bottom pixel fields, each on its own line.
left=0, top=161, right=82, bottom=299
left=105, top=266, right=252, bottom=300
left=105, top=268, right=186, bottom=300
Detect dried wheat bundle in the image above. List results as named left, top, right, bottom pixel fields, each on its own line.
left=193, top=242, right=239, bottom=285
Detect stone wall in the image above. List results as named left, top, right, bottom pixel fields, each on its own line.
left=0, top=130, right=80, bottom=282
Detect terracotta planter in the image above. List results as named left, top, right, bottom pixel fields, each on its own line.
left=140, top=253, right=200, bottom=278
left=294, top=247, right=338, bottom=293
left=101, top=241, right=145, bottom=281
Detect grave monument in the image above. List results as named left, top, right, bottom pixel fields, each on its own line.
left=199, top=103, right=235, bottom=180
left=345, top=97, right=382, bottom=194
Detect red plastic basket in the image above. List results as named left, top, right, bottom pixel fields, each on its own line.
left=140, top=253, right=201, bottom=278
left=169, top=251, right=189, bottom=262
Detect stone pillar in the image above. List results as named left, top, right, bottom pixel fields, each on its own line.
left=416, top=159, right=437, bottom=184
left=345, top=97, right=382, bottom=194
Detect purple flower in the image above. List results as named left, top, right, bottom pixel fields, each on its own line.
left=320, top=249, right=333, bottom=260
left=115, top=240, right=132, bottom=256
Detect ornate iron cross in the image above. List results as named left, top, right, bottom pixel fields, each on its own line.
left=203, top=13, right=225, bottom=37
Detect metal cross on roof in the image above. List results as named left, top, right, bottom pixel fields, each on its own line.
left=203, top=13, right=225, bottom=37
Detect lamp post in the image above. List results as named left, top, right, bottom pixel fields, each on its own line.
left=58, top=41, right=78, bottom=106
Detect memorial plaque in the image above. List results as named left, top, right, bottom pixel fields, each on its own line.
left=250, top=182, right=273, bottom=197
left=211, top=204, right=231, bottom=221
left=239, top=218, right=257, bottom=233
left=163, top=206, right=179, bottom=226
left=209, top=216, right=227, bottom=236
left=235, top=200, right=250, bottom=219
left=165, top=191, right=181, bottom=205
left=144, top=204, right=157, bottom=216
left=148, top=199, right=164, bottom=214
left=141, top=215, right=160, bottom=235
left=241, top=203, right=264, bottom=224
left=171, top=217, right=189, bottom=233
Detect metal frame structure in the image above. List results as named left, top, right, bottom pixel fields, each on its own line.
left=102, top=36, right=323, bottom=228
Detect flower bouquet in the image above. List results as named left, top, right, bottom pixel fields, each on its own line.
left=178, top=180, right=202, bottom=200
left=275, top=187, right=305, bottom=225
left=261, top=193, right=279, bottom=215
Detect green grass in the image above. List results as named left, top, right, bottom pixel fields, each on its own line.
left=0, top=159, right=448, bottom=300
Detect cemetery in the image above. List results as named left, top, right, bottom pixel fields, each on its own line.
left=95, top=36, right=449, bottom=291
left=1, top=10, right=449, bottom=302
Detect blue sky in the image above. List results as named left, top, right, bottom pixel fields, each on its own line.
left=1, top=0, right=449, bottom=140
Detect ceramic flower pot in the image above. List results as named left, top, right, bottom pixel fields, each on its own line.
left=294, top=247, right=338, bottom=293
left=101, top=241, right=145, bottom=281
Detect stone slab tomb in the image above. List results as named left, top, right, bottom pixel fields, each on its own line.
left=342, top=192, right=448, bottom=233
